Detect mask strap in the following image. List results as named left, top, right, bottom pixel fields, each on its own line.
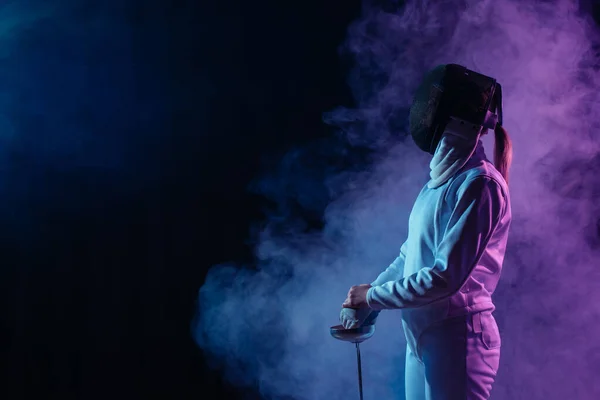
left=483, top=111, right=498, bottom=129
left=483, top=83, right=503, bottom=130
left=495, top=83, right=503, bottom=126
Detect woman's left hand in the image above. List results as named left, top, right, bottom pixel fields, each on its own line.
left=342, top=284, right=372, bottom=309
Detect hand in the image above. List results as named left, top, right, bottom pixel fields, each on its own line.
left=340, top=307, right=371, bottom=330
left=342, top=284, right=372, bottom=309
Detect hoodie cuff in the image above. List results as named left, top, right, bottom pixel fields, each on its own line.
left=366, top=286, right=385, bottom=311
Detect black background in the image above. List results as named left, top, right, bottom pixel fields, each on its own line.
left=1, top=0, right=362, bottom=399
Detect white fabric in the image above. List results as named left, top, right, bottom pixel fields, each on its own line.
left=404, top=312, right=501, bottom=400
left=428, top=128, right=480, bottom=189
left=366, top=143, right=511, bottom=357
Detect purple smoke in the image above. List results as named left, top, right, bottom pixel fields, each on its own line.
left=194, top=1, right=600, bottom=399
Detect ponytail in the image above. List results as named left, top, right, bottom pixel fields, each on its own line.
left=493, top=123, right=513, bottom=184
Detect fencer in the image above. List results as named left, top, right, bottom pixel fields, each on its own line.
left=340, top=64, right=513, bottom=400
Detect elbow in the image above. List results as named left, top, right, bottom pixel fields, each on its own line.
left=430, top=271, right=464, bottom=298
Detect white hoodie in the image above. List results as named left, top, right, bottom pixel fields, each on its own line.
left=366, top=141, right=511, bottom=354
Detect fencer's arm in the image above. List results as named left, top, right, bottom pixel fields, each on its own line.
left=342, top=243, right=406, bottom=323
left=369, top=242, right=408, bottom=287
left=366, top=176, right=506, bottom=310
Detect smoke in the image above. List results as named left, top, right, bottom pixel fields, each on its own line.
left=194, top=1, right=600, bottom=399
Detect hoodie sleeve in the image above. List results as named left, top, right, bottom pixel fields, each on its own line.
left=366, top=176, right=505, bottom=310
left=370, top=241, right=408, bottom=287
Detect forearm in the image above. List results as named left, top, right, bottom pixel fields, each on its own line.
left=367, top=267, right=453, bottom=310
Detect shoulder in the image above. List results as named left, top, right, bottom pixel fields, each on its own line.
left=447, top=162, right=508, bottom=203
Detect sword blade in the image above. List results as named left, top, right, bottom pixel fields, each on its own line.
left=355, top=342, right=363, bottom=400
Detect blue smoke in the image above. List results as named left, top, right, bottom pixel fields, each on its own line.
left=0, top=1, right=169, bottom=239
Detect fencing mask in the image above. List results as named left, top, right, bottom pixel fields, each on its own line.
left=408, top=64, right=503, bottom=154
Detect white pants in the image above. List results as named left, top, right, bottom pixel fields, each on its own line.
left=404, top=312, right=501, bottom=400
